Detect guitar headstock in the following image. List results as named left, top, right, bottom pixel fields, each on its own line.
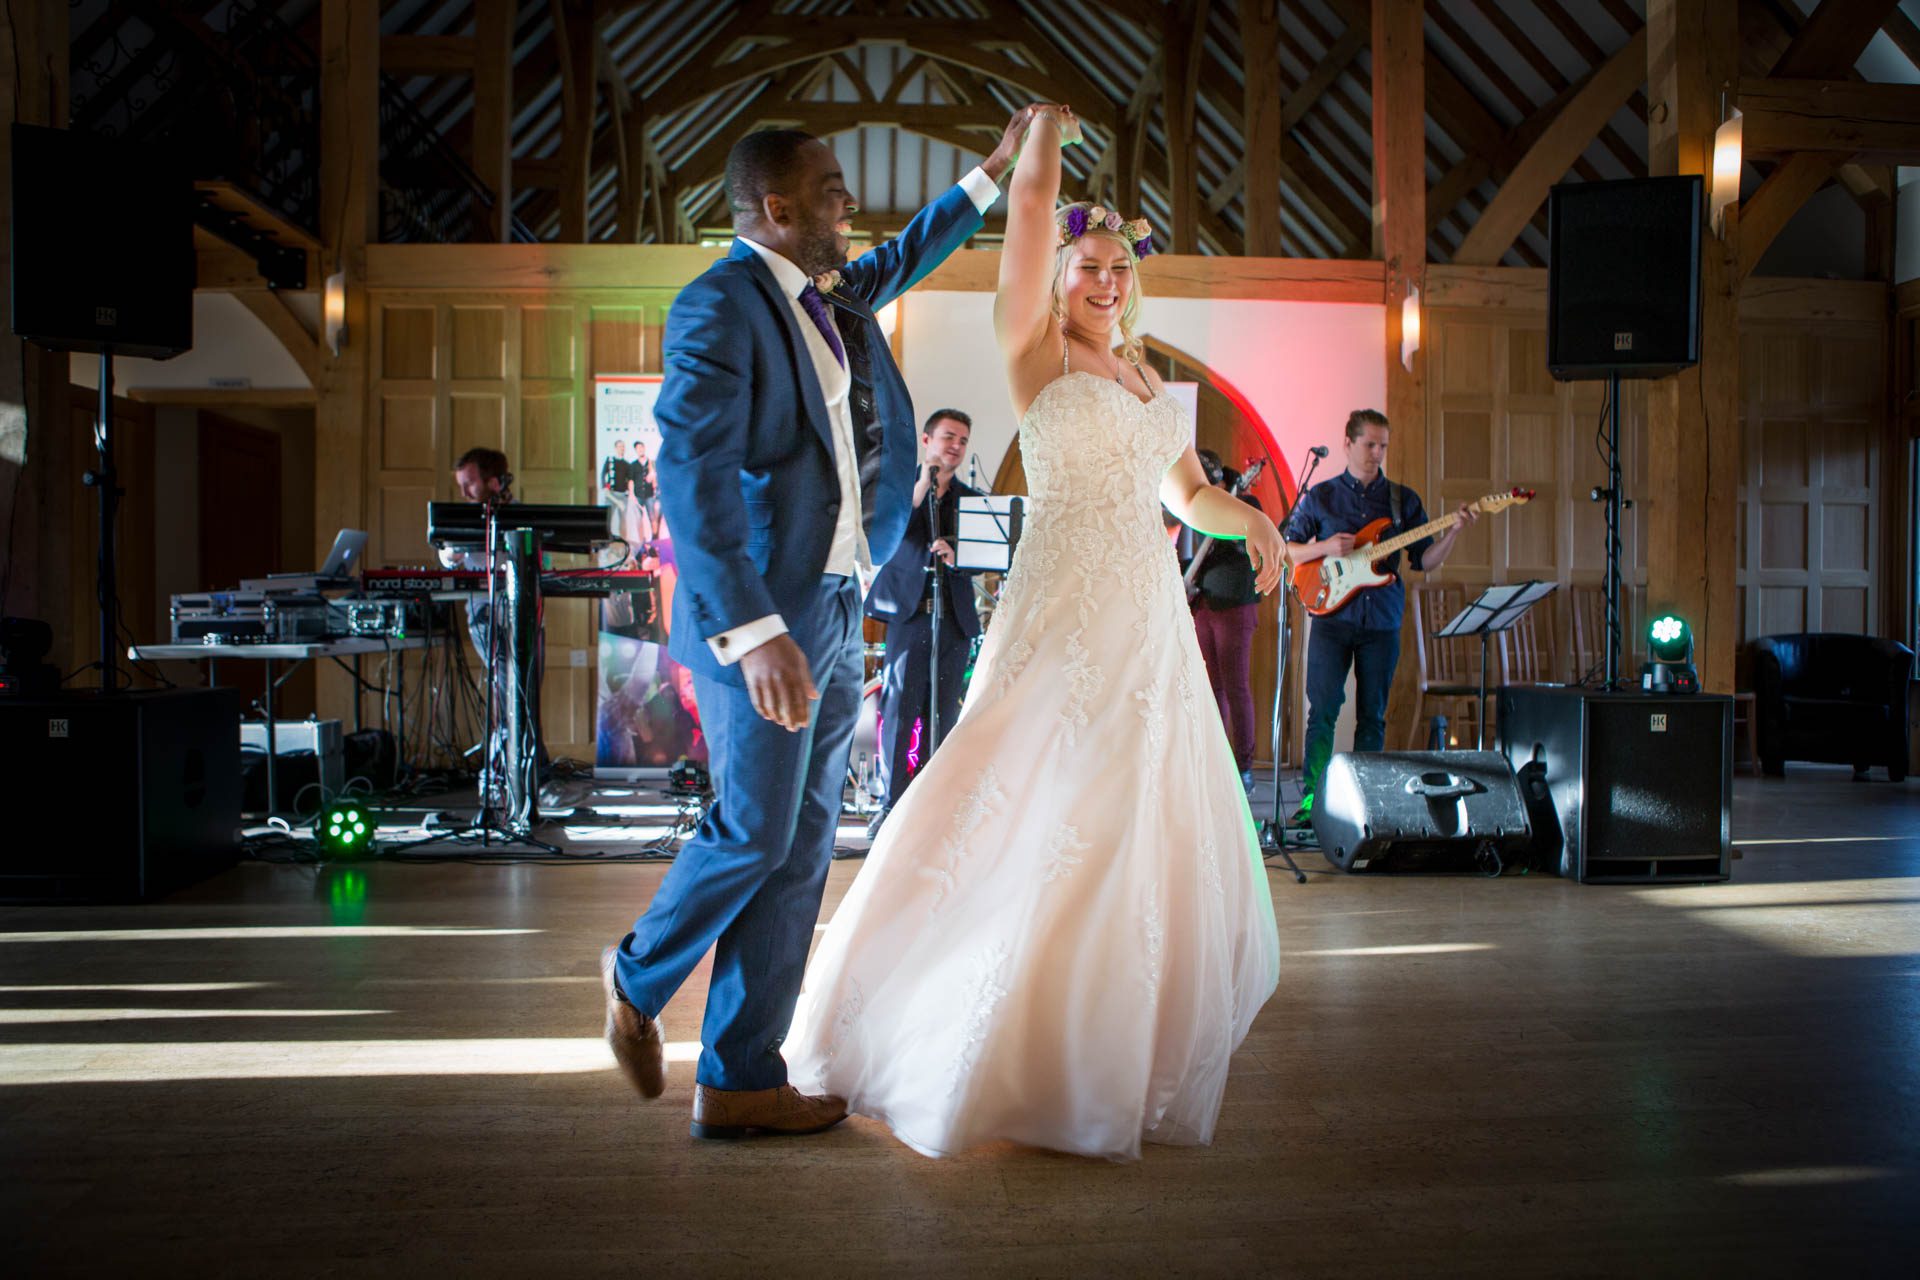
left=1230, top=457, right=1267, bottom=495
left=1477, top=487, right=1538, bottom=512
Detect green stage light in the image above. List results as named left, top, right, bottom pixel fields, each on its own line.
left=1642, top=613, right=1699, bottom=694
left=1649, top=614, right=1690, bottom=659
left=316, top=800, right=376, bottom=858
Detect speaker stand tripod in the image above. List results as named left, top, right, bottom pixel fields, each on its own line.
left=83, top=350, right=124, bottom=692
left=1593, top=370, right=1627, bottom=691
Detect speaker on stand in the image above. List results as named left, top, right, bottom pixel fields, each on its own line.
left=1547, top=176, right=1702, bottom=691
left=8, top=124, right=196, bottom=693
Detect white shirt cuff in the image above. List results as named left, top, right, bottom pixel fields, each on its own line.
left=708, top=614, right=788, bottom=666
left=958, top=166, right=1000, bottom=214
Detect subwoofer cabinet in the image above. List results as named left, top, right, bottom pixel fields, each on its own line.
left=0, top=688, right=241, bottom=902
left=1498, top=687, right=1731, bottom=883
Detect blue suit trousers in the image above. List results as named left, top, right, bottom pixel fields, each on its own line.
left=614, top=575, right=863, bottom=1091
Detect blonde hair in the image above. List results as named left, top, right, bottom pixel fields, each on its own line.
left=1049, top=200, right=1146, bottom=364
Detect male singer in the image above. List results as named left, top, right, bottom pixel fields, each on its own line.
left=1281, top=410, right=1475, bottom=825
left=864, top=408, right=980, bottom=834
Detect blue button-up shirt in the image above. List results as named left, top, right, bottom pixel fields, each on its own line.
left=1282, top=471, right=1433, bottom=631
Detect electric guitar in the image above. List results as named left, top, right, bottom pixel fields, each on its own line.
left=1182, top=458, right=1267, bottom=602
left=1292, top=487, right=1536, bottom=617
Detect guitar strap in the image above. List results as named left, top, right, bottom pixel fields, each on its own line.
left=1383, top=476, right=1406, bottom=572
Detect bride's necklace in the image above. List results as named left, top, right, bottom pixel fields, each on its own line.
left=1067, top=327, right=1127, bottom=386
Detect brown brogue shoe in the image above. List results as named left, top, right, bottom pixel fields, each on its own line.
left=601, top=946, right=666, bottom=1099
left=690, top=1084, right=849, bottom=1140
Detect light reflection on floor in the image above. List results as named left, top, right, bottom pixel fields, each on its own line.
left=0, top=1037, right=700, bottom=1085
left=0, top=926, right=541, bottom=943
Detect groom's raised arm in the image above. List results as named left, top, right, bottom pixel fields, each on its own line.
left=835, top=174, right=994, bottom=311
left=652, top=279, right=778, bottom=640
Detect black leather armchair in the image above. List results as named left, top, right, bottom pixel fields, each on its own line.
left=1749, top=633, right=1913, bottom=781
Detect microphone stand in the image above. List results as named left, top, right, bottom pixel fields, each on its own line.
left=1258, top=447, right=1325, bottom=884
left=924, top=465, right=947, bottom=758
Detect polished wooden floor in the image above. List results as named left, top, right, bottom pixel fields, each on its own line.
left=3, top=767, right=1917, bottom=1277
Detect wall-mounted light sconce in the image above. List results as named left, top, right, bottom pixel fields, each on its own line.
left=323, top=269, right=348, bottom=356
left=1399, top=282, right=1421, bottom=372
left=1710, top=108, right=1743, bottom=237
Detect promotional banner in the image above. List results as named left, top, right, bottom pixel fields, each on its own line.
left=592, top=375, right=706, bottom=776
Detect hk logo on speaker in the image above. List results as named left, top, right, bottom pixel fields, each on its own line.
left=48, top=719, right=69, bottom=738
left=1613, top=332, right=1634, bottom=351
left=95, top=306, right=117, bottom=327
left=1650, top=713, right=1668, bottom=733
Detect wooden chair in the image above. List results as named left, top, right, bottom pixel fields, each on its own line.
left=1499, top=606, right=1553, bottom=687
left=1407, top=583, right=1486, bottom=748
left=1568, top=584, right=1611, bottom=685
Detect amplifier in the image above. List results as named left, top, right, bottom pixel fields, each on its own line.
left=0, top=688, right=240, bottom=901
left=1498, top=687, right=1731, bottom=883
left=330, top=598, right=432, bottom=638
left=1311, top=750, right=1533, bottom=874
left=171, top=592, right=332, bottom=644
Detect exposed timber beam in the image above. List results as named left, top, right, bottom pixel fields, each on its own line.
left=1737, top=78, right=1920, bottom=163
left=1734, top=153, right=1842, bottom=283
left=381, top=34, right=476, bottom=76
left=1454, top=27, right=1648, bottom=266
left=1769, top=0, right=1903, bottom=78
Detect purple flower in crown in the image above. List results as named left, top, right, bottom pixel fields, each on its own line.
left=1103, top=212, right=1123, bottom=231
left=1133, top=234, right=1155, bottom=258
left=1064, top=206, right=1089, bottom=239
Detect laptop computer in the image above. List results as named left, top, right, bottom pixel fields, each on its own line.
left=241, top=529, right=368, bottom=592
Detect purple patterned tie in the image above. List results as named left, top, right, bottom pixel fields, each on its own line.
left=798, top=283, right=846, bottom=369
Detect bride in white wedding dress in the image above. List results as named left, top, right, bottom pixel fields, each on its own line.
left=784, top=106, right=1283, bottom=1160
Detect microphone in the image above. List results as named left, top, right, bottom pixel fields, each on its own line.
left=1309, top=445, right=1330, bottom=458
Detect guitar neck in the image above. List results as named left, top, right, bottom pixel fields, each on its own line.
left=1369, top=505, right=1474, bottom=558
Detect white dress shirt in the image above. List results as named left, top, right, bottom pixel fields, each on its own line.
left=708, top=166, right=1001, bottom=666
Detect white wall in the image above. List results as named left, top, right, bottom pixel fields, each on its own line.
left=899, top=290, right=1387, bottom=490
left=69, top=292, right=313, bottom=391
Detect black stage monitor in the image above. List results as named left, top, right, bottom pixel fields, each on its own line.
left=428, top=502, right=610, bottom=555
left=9, top=124, right=196, bottom=359
left=1547, top=176, right=1701, bottom=381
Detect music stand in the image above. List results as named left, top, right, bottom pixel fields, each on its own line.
left=953, top=495, right=1023, bottom=571
left=1434, top=581, right=1558, bottom=749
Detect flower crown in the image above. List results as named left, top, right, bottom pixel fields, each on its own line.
left=1057, top=204, right=1155, bottom=257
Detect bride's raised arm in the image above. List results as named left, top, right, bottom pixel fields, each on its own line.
left=993, top=107, right=1069, bottom=358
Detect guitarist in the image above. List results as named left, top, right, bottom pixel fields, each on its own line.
left=1188, top=450, right=1264, bottom=793
left=1280, top=409, right=1477, bottom=825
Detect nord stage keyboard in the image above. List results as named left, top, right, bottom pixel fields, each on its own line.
left=361, top=567, right=653, bottom=599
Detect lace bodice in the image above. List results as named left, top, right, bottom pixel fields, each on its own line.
left=1017, top=372, right=1190, bottom=555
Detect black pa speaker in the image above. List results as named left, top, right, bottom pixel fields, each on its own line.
left=9, top=123, right=195, bottom=359
left=0, top=688, right=240, bottom=901
left=1498, top=686, right=1731, bottom=883
left=1311, top=750, right=1533, bottom=874
left=1547, top=176, right=1701, bottom=380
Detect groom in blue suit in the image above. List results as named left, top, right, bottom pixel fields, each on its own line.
left=604, top=112, right=1038, bottom=1139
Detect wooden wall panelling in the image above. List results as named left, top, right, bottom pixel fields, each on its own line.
left=1738, top=320, right=1884, bottom=644
left=366, top=288, right=684, bottom=763
left=1427, top=308, right=1652, bottom=687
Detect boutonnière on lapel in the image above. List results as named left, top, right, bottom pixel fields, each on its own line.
left=812, top=270, right=845, bottom=298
